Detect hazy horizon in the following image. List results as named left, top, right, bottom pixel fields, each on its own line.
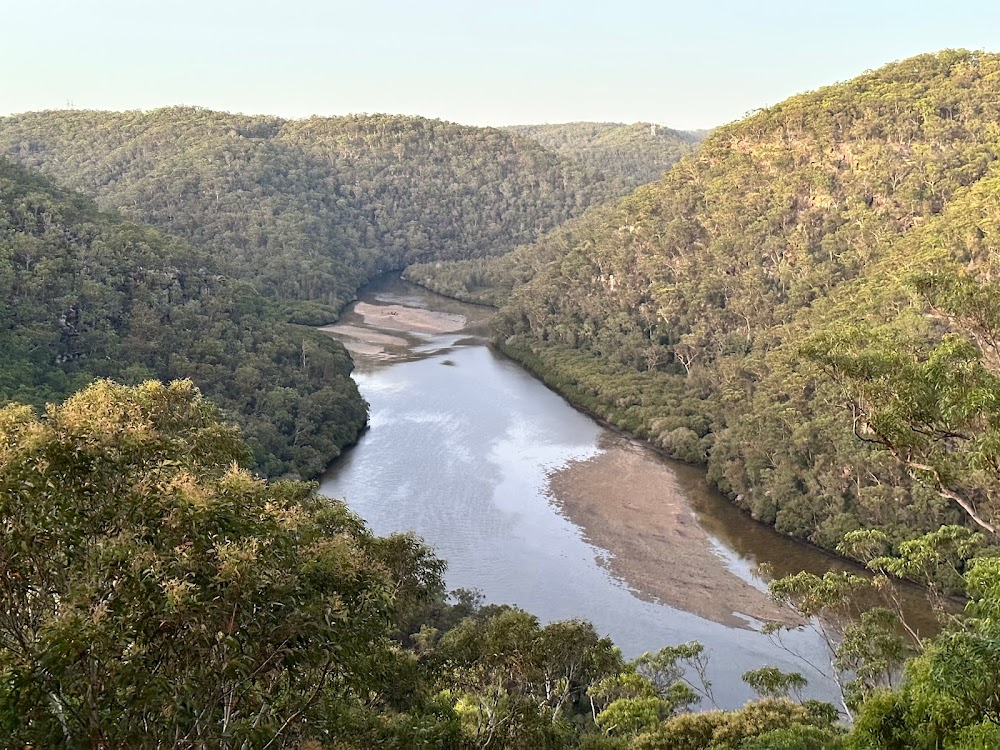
left=5, top=0, right=999, bottom=131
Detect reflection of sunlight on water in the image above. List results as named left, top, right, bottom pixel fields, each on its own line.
left=354, top=377, right=406, bottom=394
left=402, top=410, right=459, bottom=426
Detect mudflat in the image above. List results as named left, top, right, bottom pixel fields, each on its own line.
left=547, top=438, right=801, bottom=630
left=320, top=303, right=468, bottom=358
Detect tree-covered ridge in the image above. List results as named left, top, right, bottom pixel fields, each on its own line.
left=0, top=108, right=623, bottom=317
left=0, top=158, right=366, bottom=478
left=411, top=50, right=1000, bottom=552
left=403, top=200, right=637, bottom=307
left=505, top=122, right=704, bottom=188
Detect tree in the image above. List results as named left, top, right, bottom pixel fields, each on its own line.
left=0, top=380, right=417, bottom=748
left=741, top=667, right=808, bottom=702
left=439, top=610, right=621, bottom=747
left=801, top=261, right=1000, bottom=538
left=849, top=557, right=1000, bottom=749
left=765, top=570, right=912, bottom=718
left=804, top=323, right=1000, bottom=535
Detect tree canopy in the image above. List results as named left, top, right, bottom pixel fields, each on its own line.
left=0, top=158, right=367, bottom=478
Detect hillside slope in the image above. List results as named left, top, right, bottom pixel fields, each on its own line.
left=436, top=50, right=1000, bottom=549
left=0, top=158, right=366, bottom=478
left=505, top=121, right=703, bottom=187
left=0, top=109, right=624, bottom=319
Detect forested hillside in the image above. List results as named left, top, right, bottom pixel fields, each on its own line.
left=0, top=109, right=623, bottom=320
left=404, top=123, right=702, bottom=302
left=0, top=159, right=366, bottom=478
left=505, top=122, right=704, bottom=188
left=6, top=50, right=1000, bottom=749
left=414, top=50, right=1000, bottom=553
left=0, top=108, right=644, bottom=479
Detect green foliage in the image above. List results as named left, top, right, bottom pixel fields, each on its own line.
left=0, top=158, right=367, bottom=478
left=417, top=50, right=1000, bottom=557
left=805, top=320, right=1000, bottom=534
left=438, top=609, right=622, bottom=746
left=847, top=557, right=1000, bottom=748
left=634, top=643, right=714, bottom=709
left=839, top=525, right=985, bottom=597
left=741, top=668, right=808, bottom=701
left=767, top=568, right=918, bottom=714
left=634, top=699, right=840, bottom=750
left=495, top=338, right=713, bottom=463
left=0, top=381, right=928, bottom=749
left=596, top=697, right=664, bottom=737
left=505, top=122, right=703, bottom=188
left=10, top=52, right=1000, bottom=750
left=836, top=609, right=909, bottom=709
left=0, top=380, right=411, bottom=747
left=738, top=724, right=844, bottom=750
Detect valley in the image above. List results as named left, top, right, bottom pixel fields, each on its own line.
left=3, top=47, right=1000, bottom=748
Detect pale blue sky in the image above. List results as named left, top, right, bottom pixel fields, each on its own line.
left=4, top=0, right=997, bottom=129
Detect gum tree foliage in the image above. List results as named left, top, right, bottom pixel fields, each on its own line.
left=436, top=609, right=622, bottom=748
left=741, top=668, right=808, bottom=702
left=766, top=525, right=1000, bottom=746
left=0, top=380, right=445, bottom=748
left=849, top=557, right=1000, bottom=749
left=804, top=330, right=999, bottom=536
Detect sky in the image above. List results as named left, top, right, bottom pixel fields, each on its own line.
left=4, top=0, right=998, bottom=130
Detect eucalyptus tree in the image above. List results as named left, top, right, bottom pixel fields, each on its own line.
left=0, top=380, right=442, bottom=749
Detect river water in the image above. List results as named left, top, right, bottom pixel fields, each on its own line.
left=319, top=277, right=875, bottom=709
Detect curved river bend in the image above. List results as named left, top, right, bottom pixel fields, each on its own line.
left=320, top=277, right=859, bottom=709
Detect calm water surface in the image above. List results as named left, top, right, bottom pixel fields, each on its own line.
left=320, top=277, right=878, bottom=709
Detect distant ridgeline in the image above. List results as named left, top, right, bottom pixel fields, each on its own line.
left=408, top=50, right=1000, bottom=553
left=505, top=122, right=705, bottom=188
left=0, top=109, right=688, bottom=478
left=0, top=109, right=642, bottom=321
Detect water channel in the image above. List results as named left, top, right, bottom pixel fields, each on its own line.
left=319, top=276, right=897, bottom=710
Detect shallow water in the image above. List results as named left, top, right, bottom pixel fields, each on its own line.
left=319, top=276, right=903, bottom=709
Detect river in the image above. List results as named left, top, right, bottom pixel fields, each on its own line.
left=318, top=276, right=888, bottom=709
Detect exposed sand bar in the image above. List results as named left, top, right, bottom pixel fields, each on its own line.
left=320, top=303, right=469, bottom=359
left=353, top=302, right=467, bottom=334
left=548, top=440, right=801, bottom=629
